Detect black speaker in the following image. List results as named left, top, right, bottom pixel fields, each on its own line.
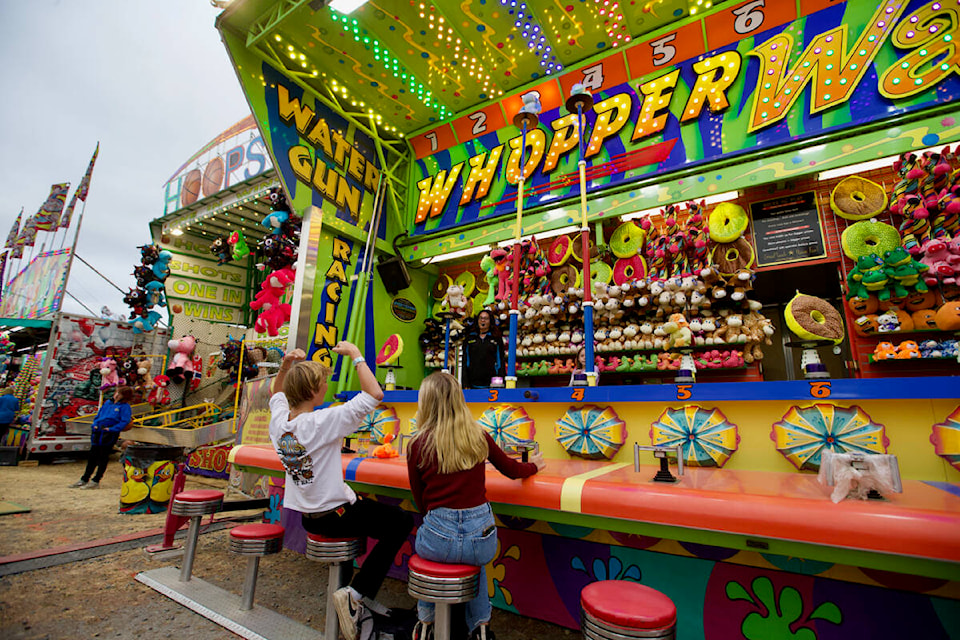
left=377, top=256, right=411, bottom=295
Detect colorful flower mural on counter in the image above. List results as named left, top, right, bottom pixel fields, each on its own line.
left=359, top=405, right=399, bottom=445
left=555, top=405, right=627, bottom=460
left=650, top=405, right=740, bottom=468
left=931, top=406, right=960, bottom=471
left=771, top=404, right=888, bottom=471
left=479, top=405, right=535, bottom=449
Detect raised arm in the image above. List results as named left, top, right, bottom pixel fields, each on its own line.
left=273, top=348, right=306, bottom=394
left=333, top=341, right=383, bottom=401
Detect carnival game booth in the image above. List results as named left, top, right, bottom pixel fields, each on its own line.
left=217, top=1, right=960, bottom=638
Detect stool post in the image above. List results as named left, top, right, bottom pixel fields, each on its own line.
left=434, top=603, right=452, bottom=640
left=325, top=563, right=341, bottom=640
left=240, top=555, right=261, bottom=611
left=179, top=516, right=202, bottom=582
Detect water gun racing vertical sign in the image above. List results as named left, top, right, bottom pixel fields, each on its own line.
left=257, top=69, right=382, bottom=366
left=410, top=0, right=960, bottom=235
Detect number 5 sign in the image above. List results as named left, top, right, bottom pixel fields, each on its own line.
left=625, top=22, right=704, bottom=80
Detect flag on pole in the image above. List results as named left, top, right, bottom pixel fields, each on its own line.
left=76, top=143, right=99, bottom=202
left=5, top=208, right=22, bottom=248
left=10, top=243, right=23, bottom=259
left=0, top=251, right=7, bottom=293
left=34, top=183, right=70, bottom=231
left=16, top=216, right=38, bottom=249
left=59, top=189, right=79, bottom=230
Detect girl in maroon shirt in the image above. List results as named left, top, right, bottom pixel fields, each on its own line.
left=407, top=372, right=544, bottom=640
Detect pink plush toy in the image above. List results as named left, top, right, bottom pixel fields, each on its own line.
left=99, top=357, right=124, bottom=390
left=919, top=237, right=957, bottom=286
left=250, top=268, right=294, bottom=337
left=166, top=336, right=197, bottom=384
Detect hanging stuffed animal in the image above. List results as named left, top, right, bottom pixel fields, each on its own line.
left=153, top=250, right=173, bottom=280
left=138, top=244, right=160, bottom=265
left=99, top=358, right=124, bottom=390
left=230, top=230, right=250, bottom=260
left=147, top=375, right=171, bottom=408
left=250, top=268, right=295, bottom=336
left=166, top=336, right=197, bottom=384
left=210, top=235, right=232, bottom=265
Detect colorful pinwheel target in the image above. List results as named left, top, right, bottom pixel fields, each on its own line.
left=650, top=405, right=740, bottom=468
left=360, top=405, right=400, bottom=445
left=479, top=405, right=535, bottom=449
left=771, top=403, right=888, bottom=471
left=931, top=406, right=960, bottom=471
left=555, top=405, right=627, bottom=460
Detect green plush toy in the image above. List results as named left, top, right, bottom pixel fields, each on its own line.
left=882, top=247, right=929, bottom=295
left=480, top=255, right=498, bottom=307
left=845, top=254, right=884, bottom=300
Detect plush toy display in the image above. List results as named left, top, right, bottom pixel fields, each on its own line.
left=442, top=283, right=467, bottom=316
left=99, top=358, right=124, bottom=390
left=166, top=336, right=197, bottom=384
left=147, top=375, right=171, bottom=408
left=250, top=267, right=295, bottom=336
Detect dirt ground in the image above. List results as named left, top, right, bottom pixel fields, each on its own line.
left=0, top=457, right=573, bottom=640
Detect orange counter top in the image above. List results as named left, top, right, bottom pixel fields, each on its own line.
left=229, top=444, right=960, bottom=570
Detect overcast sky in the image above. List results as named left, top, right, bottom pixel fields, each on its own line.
left=0, top=1, right=249, bottom=321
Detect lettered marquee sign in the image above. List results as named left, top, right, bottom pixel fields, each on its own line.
left=410, top=0, right=959, bottom=235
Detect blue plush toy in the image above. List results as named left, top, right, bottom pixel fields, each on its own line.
left=145, top=281, right=166, bottom=308
left=262, top=210, right=289, bottom=235
left=132, top=310, right=162, bottom=334
left=152, top=250, right=173, bottom=280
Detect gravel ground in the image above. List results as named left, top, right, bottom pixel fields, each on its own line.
left=0, top=458, right=572, bottom=639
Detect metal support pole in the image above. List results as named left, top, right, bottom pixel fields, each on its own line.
left=443, top=316, right=452, bottom=373
left=240, top=556, right=261, bottom=610
left=435, top=602, right=452, bottom=640
left=506, top=121, right=528, bottom=390
left=575, top=103, right=597, bottom=386
left=325, top=563, right=342, bottom=640
left=179, top=515, right=202, bottom=582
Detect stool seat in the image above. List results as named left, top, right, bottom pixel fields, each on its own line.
left=230, top=523, right=286, bottom=540
left=305, top=533, right=366, bottom=562
left=581, top=581, right=676, bottom=635
left=174, top=489, right=225, bottom=502
left=408, top=554, right=480, bottom=579
left=305, top=533, right=366, bottom=640
left=171, top=490, right=223, bottom=517
left=408, top=554, right=482, bottom=640
left=229, top=524, right=285, bottom=611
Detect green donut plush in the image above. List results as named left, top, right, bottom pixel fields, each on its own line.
left=841, top=219, right=901, bottom=260
left=609, top=221, right=645, bottom=258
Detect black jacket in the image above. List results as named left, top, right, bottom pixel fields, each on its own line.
left=462, top=331, right=505, bottom=388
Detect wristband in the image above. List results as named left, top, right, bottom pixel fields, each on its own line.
left=353, top=356, right=365, bottom=367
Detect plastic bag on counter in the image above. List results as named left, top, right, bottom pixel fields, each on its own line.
left=818, top=450, right=900, bottom=504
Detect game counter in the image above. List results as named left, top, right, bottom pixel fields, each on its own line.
left=229, top=374, right=960, bottom=636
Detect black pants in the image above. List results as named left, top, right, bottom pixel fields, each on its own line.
left=81, top=443, right=115, bottom=483
left=301, top=497, right=413, bottom=600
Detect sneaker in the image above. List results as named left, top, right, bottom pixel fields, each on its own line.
left=80, top=481, right=99, bottom=490
left=412, top=621, right=434, bottom=640
left=470, top=624, right=496, bottom=640
left=332, top=587, right=360, bottom=640
left=68, top=480, right=87, bottom=488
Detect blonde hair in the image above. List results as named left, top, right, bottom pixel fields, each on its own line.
left=414, top=372, right=488, bottom=474
left=283, top=361, right=331, bottom=407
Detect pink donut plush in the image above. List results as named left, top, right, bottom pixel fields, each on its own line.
left=613, top=255, right=646, bottom=286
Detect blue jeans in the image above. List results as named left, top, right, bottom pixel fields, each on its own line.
left=415, top=503, right=497, bottom=633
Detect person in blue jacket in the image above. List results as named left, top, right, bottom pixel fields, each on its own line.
left=69, top=386, right=134, bottom=489
left=0, top=387, right=20, bottom=445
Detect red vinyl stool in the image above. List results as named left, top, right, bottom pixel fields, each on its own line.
left=306, top=533, right=366, bottom=640
left=580, top=580, right=677, bottom=639
left=229, top=523, right=285, bottom=611
left=170, top=489, right=224, bottom=582
left=407, top=554, right=481, bottom=640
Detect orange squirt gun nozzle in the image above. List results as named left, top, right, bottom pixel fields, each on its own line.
left=372, top=433, right=400, bottom=458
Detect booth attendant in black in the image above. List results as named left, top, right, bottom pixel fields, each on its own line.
left=462, top=310, right=505, bottom=389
